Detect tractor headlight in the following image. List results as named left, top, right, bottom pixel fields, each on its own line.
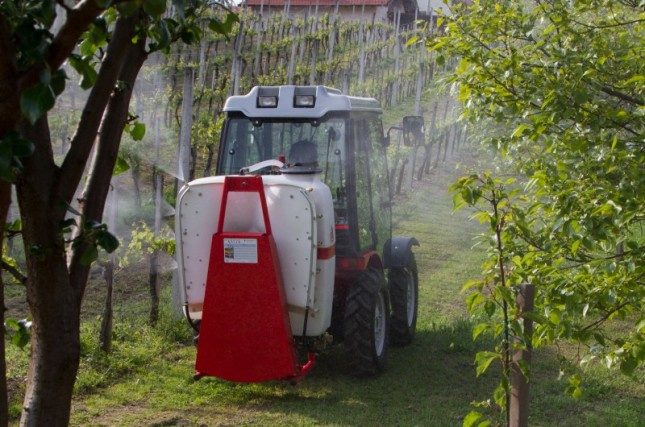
left=294, top=95, right=315, bottom=108
left=257, top=96, right=278, bottom=108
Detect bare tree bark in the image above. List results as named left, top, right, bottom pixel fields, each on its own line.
left=17, top=115, right=81, bottom=427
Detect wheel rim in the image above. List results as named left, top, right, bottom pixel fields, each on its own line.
left=374, top=291, right=386, bottom=356
left=406, top=271, right=416, bottom=326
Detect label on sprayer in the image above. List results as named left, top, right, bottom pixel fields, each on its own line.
left=223, top=238, right=258, bottom=264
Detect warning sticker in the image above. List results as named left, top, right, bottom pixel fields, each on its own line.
left=223, top=238, right=258, bottom=264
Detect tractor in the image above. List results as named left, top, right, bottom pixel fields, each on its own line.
left=175, top=86, right=421, bottom=383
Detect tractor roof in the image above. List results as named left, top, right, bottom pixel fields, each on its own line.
left=223, top=86, right=382, bottom=118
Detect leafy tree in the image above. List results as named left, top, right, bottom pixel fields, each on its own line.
left=432, top=0, right=644, bottom=422
left=0, top=1, right=236, bottom=425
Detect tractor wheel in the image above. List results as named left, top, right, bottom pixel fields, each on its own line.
left=388, top=253, right=418, bottom=346
left=343, top=268, right=390, bottom=376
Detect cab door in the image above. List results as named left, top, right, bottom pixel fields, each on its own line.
left=349, top=113, right=391, bottom=258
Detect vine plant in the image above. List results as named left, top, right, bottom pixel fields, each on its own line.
left=452, top=172, right=530, bottom=426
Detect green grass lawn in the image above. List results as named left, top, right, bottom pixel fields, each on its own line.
left=6, top=147, right=643, bottom=426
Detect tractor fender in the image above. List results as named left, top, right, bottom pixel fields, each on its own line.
left=383, top=237, right=419, bottom=269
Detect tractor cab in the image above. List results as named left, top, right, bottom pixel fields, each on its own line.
left=175, top=86, right=419, bottom=383
left=217, top=86, right=392, bottom=263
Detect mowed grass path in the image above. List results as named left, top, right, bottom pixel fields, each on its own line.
left=66, top=150, right=643, bottom=426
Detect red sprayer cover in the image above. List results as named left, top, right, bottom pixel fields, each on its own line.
left=195, top=176, right=299, bottom=382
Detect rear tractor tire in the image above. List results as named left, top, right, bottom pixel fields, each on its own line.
left=343, top=268, right=390, bottom=376
left=388, top=254, right=418, bottom=346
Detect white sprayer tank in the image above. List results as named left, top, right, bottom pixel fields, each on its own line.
left=175, top=170, right=335, bottom=337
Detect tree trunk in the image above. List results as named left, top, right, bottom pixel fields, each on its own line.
left=17, top=116, right=82, bottom=427
left=16, top=17, right=146, bottom=426
left=131, top=162, right=142, bottom=209
left=0, top=181, right=12, bottom=427
left=99, top=258, right=114, bottom=353
left=149, top=171, right=162, bottom=326
left=203, top=144, right=215, bottom=177
left=0, top=14, right=19, bottom=425
left=99, top=184, right=117, bottom=353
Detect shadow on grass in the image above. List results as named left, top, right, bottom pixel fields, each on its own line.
left=172, top=318, right=499, bottom=426
left=184, top=318, right=644, bottom=427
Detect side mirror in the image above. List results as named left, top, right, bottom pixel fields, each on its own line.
left=385, top=125, right=403, bottom=147
left=402, top=116, right=425, bottom=147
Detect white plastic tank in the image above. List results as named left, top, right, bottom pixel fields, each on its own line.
left=175, top=171, right=335, bottom=337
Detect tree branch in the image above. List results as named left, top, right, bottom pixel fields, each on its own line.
left=1, top=261, right=27, bottom=285
left=0, top=14, right=20, bottom=133
left=69, top=22, right=149, bottom=299
left=18, top=0, right=131, bottom=91
left=58, top=14, right=138, bottom=205
left=18, top=0, right=103, bottom=91
left=597, top=84, right=644, bottom=107
left=579, top=302, right=631, bottom=333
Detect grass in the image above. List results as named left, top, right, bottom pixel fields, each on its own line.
left=5, top=147, right=644, bottom=426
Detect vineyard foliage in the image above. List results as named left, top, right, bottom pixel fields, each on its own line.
left=52, top=7, right=444, bottom=184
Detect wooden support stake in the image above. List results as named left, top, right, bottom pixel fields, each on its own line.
left=510, top=283, right=535, bottom=427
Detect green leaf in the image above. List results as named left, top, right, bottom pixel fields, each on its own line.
left=466, top=291, right=486, bottom=313
left=475, top=351, right=499, bottom=377
left=511, top=124, right=528, bottom=138
left=636, top=317, right=645, bottom=333
left=484, top=300, right=496, bottom=317
left=6, top=318, right=31, bottom=349
left=20, top=82, right=55, bottom=124
left=96, top=230, right=120, bottom=253
left=5, top=219, right=22, bottom=232
left=68, top=54, right=98, bottom=89
left=151, top=19, right=171, bottom=51
left=80, top=246, right=99, bottom=266
left=143, top=0, right=166, bottom=18
left=620, top=356, right=637, bottom=376
left=129, top=121, right=146, bottom=141
left=113, top=155, right=131, bottom=176
left=495, top=286, right=514, bottom=306
left=51, top=69, right=67, bottom=96
left=406, top=35, right=420, bottom=47
left=4, top=318, right=19, bottom=331
left=566, top=374, right=582, bottom=399
left=117, top=1, right=141, bottom=16
left=549, top=310, right=562, bottom=325
left=11, top=328, right=30, bottom=348
left=473, top=323, right=490, bottom=340
left=463, top=411, right=482, bottom=427
left=493, top=382, right=506, bottom=408
left=0, top=131, right=35, bottom=182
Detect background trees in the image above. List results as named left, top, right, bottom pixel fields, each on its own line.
left=434, top=0, right=644, bottom=422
